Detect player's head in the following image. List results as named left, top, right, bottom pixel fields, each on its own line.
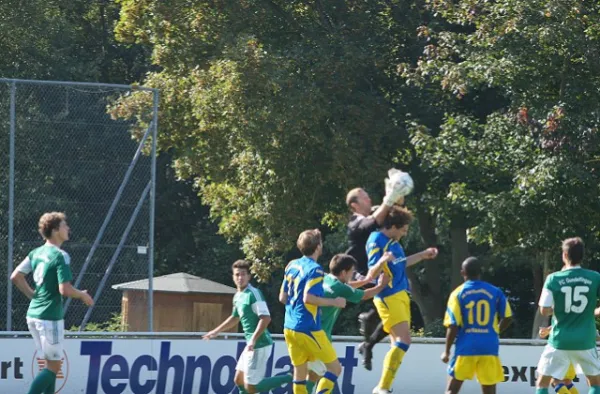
left=381, top=206, right=413, bottom=240
left=329, top=254, right=357, bottom=283
left=346, top=188, right=372, bottom=216
left=562, top=237, right=584, bottom=266
left=38, top=212, right=69, bottom=244
left=461, top=257, right=481, bottom=280
left=232, top=259, right=251, bottom=289
left=297, top=228, right=323, bottom=259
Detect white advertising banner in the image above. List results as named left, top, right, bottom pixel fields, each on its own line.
left=0, top=335, right=581, bottom=394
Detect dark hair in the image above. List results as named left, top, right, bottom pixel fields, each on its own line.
left=38, top=212, right=67, bottom=239
left=232, top=259, right=251, bottom=274
left=297, top=229, right=322, bottom=256
left=382, top=206, right=413, bottom=229
left=562, top=237, right=584, bottom=264
left=329, top=254, right=357, bottom=276
left=462, top=257, right=481, bottom=279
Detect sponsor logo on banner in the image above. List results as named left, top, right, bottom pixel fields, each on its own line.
left=31, top=350, right=69, bottom=393
left=80, top=340, right=359, bottom=394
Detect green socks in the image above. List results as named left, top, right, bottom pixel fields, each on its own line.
left=536, top=389, right=549, bottom=394
left=28, top=368, right=56, bottom=394
left=306, top=379, right=316, bottom=394
left=254, top=373, right=293, bottom=391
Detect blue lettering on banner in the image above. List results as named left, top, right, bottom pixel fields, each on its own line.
left=80, top=341, right=359, bottom=394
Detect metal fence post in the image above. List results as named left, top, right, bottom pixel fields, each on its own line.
left=6, top=81, right=16, bottom=331
left=149, top=90, right=158, bottom=332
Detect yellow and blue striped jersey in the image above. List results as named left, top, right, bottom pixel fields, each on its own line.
left=444, top=280, right=512, bottom=356
left=281, top=256, right=325, bottom=333
left=366, top=231, right=409, bottom=299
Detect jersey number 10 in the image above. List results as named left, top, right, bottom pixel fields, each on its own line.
left=560, top=286, right=589, bottom=313
left=465, top=300, right=491, bottom=326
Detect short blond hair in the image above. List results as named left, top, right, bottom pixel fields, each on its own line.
left=38, top=212, right=66, bottom=239
left=297, top=229, right=322, bottom=256
left=346, top=188, right=363, bottom=209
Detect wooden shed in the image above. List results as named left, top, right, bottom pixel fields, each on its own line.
left=111, top=272, right=238, bottom=333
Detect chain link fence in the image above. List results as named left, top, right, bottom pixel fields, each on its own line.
left=1, top=79, right=157, bottom=332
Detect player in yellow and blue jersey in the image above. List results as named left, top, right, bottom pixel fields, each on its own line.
left=365, top=206, right=438, bottom=394
left=279, top=229, right=347, bottom=394
left=441, top=257, right=513, bottom=394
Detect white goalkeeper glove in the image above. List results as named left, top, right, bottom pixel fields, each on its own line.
left=383, top=177, right=405, bottom=207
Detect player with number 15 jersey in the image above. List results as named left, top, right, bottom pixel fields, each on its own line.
left=536, top=237, right=600, bottom=394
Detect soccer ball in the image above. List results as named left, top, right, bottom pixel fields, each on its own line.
left=387, top=168, right=414, bottom=197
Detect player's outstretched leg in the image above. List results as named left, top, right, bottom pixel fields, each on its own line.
left=373, top=321, right=410, bottom=394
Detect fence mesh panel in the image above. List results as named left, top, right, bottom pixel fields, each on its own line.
left=1, top=80, right=156, bottom=332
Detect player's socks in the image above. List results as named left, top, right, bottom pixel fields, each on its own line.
left=536, top=389, right=549, bottom=394
left=27, top=368, right=56, bottom=394
left=555, top=383, right=570, bottom=394
left=237, top=385, right=249, bottom=394
left=306, top=379, right=317, bottom=394
left=588, top=386, right=600, bottom=394
left=378, top=341, right=409, bottom=390
left=566, top=383, right=579, bottom=394
left=315, top=371, right=337, bottom=394
left=367, top=322, right=388, bottom=350
left=293, top=380, right=309, bottom=394
left=254, top=374, right=293, bottom=391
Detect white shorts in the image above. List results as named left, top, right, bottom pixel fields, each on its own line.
left=236, top=344, right=272, bottom=385
left=308, top=360, right=326, bottom=376
left=27, top=317, right=64, bottom=361
left=537, top=344, right=600, bottom=378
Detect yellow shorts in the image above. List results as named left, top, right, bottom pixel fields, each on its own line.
left=283, top=328, right=338, bottom=366
left=448, top=355, right=504, bottom=385
left=564, top=363, right=576, bottom=380
left=373, top=291, right=411, bottom=333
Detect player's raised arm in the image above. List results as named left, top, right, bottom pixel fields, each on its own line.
left=406, top=247, right=438, bottom=268
left=10, top=256, right=35, bottom=300
left=365, top=252, right=394, bottom=282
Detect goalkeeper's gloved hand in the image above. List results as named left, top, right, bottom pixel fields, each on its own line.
left=383, top=177, right=405, bottom=207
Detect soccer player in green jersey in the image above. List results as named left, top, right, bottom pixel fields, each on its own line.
left=305, top=253, right=389, bottom=393
left=536, top=237, right=600, bottom=394
left=203, top=260, right=292, bottom=394
left=10, top=212, right=94, bottom=394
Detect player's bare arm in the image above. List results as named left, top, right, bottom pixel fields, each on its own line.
left=406, top=247, right=438, bottom=267
left=304, top=293, right=347, bottom=309
left=539, top=306, right=554, bottom=317
left=278, top=291, right=288, bottom=304
left=441, top=324, right=459, bottom=364
left=203, top=315, right=240, bottom=340
left=498, top=315, right=513, bottom=332
left=361, top=274, right=389, bottom=300
left=365, top=252, right=395, bottom=281
left=58, top=282, right=94, bottom=306
left=248, top=314, right=271, bottom=351
left=10, top=270, right=35, bottom=300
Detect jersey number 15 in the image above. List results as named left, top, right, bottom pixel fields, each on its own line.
left=560, top=286, right=589, bottom=314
